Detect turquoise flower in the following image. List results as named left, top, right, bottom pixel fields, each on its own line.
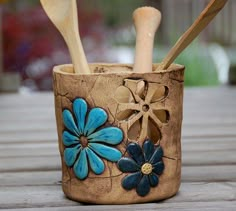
left=62, top=98, right=123, bottom=180
left=117, top=139, right=164, bottom=197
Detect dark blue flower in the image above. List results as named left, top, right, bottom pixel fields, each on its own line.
left=117, top=139, right=164, bottom=197
left=62, top=98, right=123, bottom=180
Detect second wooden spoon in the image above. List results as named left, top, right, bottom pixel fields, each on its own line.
left=156, top=0, right=228, bottom=71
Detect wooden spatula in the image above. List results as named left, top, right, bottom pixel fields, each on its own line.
left=133, top=7, right=162, bottom=73
left=155, top=0, right=228, bottom=71
left=40, top=0, right=90, bottom=74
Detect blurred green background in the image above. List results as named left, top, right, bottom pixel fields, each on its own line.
left=0, top=0, right=235, bottom=91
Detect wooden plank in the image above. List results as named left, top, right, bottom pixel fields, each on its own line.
left=182, top=137, right=236, bottom=150
left=1, top=116, right=236, bottom=127
left=0, top=93, right=54, bottom=107
left=1, top=137, right=236, bottom=158
left=1, top=115, right=236, bottom=129
left=0, top=131, right=57, bottom=144
left=182, top=165, right=236, bottom=182
left=0, top=156, right=61, bottom=172
left=0, top=185, right=78, bottom=209
left=2, top=201, right=236, bottom=211
left=183, top=150, right=236, bottom=166
left=0, top=143, right=59, bottom=158
left=0, top=122, right=56, bottom=133
left=0, top=182, right=235, bottom=209
left=1, top=148, right=235, bottom=172
left=1, top=125, right=236, bottom=144
left=0, top=171, right=61, bottom=187
left=182, top=125, right=236, bottom=138
left=1, top=113, right=236, bottom=126
left=1, top=125, right=236, bottom=138
left=1, top=164, right=236, bottom=187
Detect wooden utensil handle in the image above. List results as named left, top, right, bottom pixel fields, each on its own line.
left=133, top=7, right=161, bottom=73
left=156, top=0, right=228, bottom=71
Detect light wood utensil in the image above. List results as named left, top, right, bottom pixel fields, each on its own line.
left=40, top=0, right=90, bottom=74
left=133, top=7, right=162, bottom=73
left=156, top=0, right=228, bottom=71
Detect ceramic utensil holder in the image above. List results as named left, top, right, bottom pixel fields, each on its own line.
left=53, top=63, right=184, bottom=204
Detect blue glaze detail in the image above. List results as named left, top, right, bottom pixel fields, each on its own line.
left=117, top=139, right=165, bottom=197
left=143, top=139, right=154, bottom=161
left=63, top=110, right=79, bottom=136
left=117, top=157, right=140, bottom=173
left=127, top=143, right=144, bottom=165
left=62, top=131, right=79, bottom=146
left=153, top=161, right=165, bottom=175
left=136, top=175, right=150, bottom=197
left=150, top=146, right=163, bottom=164
left=73, top=98, right=87, bottom=134
left=74, top=149, right=88, bottom=180
left=149, top=173, right=159, bottom=187
left=89, top=143, right=122, bottom=162
left=122, top=171, right=142, bottom=190
left=86, top=148, right=105, bottom=174
left=64, top=145, right=81, bottom=167
left=84, top=108, right=107, bottom=136
left=88, top=127, right=123, bottom=145
left=62, top=98, right=123, bottom=180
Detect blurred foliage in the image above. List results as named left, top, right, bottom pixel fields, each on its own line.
left=157, top=42, right=219, bottom=86
left=96, top=0, right=143, bottom=27
left=176, top=46, right=219, bottom=86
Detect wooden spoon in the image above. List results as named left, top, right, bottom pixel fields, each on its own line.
left=133, top=7, right=162, bottom=73
left=156, top=0, right=228, bottom=71
left=40, top=0, right=90, bottom=74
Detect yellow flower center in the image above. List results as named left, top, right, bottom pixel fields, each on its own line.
left=141, top=163, right=153, bottom=175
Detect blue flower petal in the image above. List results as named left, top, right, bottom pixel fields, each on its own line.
left=84, top=108, right=108, bottom=136
left=149, top=173, right=159, bottom=187
left=64, top=145, right=81, bottom=166
left=62, top=131, right=79, bottom=146
left=152, top=161, right=164, bottom=175
left=86, top=148, right=105, bottom=175
left=88, top=127, right=123, bottom=145
left=73, top=149, right=88, bottom=180
left=73, top=98, right=88, bottom=134
left=117, top=157, right=140, bottom=173
left=136, top=175, right=150, bottom=197
left=127, top=143, right=145, bottom=165
left=63, top=109, right=79, bottom=136
left=149, top=146, right=163, bottom=164
left=122, top=172, right=142, bottom=190
left=143, top=139, right=155, bottom=162
left=89, top=143, right=122, bottom=162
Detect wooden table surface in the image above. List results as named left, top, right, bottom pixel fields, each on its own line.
left=0, top=87, right=236, bottom=210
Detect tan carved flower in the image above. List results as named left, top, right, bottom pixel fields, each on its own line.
left=114, top=79, right=169, bottom=143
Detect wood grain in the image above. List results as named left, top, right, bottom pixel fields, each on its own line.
left=0, top=183, right=236, bottom=209
left=2, top=202, right=236, bottom=211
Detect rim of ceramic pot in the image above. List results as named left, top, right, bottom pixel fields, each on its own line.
left=53, top=63, right=185, bottom=76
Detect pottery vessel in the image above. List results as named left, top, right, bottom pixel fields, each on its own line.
left=53, top=63, right=184, bottom=204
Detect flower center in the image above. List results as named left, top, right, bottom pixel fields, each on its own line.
left=80, top=136, right=89, bottom=148
left=141, top=163, right=153, bottom=175
left=142, top=104, right=150, bottom=112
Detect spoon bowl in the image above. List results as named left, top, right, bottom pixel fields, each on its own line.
left=40, top=0, right=90, bottom=74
